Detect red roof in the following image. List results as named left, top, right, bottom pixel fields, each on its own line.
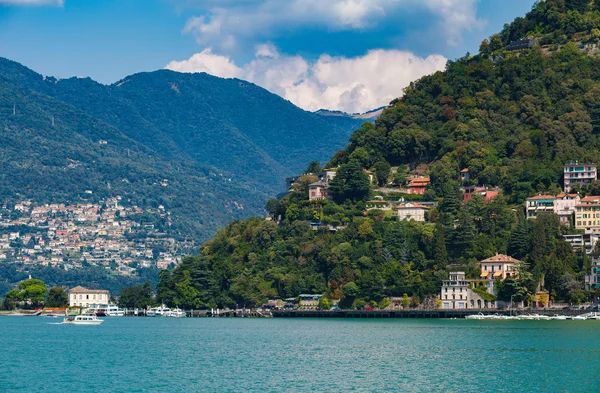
left=480, top=254, right=520, bottom=264
left=527, top=195, right=555, bottom=200
left=397, top=202, right=429, bottom=210
left=581, top=196, right=600, bottom=203
left=460, top=168, right=469, bottom=173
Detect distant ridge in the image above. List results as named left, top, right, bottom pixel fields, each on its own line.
left=0, top=57, right=366, bottom=240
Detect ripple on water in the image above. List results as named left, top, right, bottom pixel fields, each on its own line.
left=2, top=318, right=600, bottom=392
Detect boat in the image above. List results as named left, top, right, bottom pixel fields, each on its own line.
left=166, top=308, right=186, bottom=318
left=62, top=314, right=103, bottom=325
left=104, top=304, right=125, bottom=317
left=146, top=305, right=171, bottom=317
left=572, top=315, right=588, bottom=320
left=465, top=313, right=486, bottom=320
left=550, top=315, right=568, bottom=320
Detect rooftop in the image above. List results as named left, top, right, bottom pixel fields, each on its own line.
left=479, top=254, right=520, bottom=264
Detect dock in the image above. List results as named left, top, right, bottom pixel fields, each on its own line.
left=272, top=309, right=586, bottom=319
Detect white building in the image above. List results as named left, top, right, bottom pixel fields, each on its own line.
left=525, top=193, right=579, bottom=224
left=440, top=272, right=493, bottom=309
left=564, top=162, right=597, bottom=192
left=397, top=202, right=428, bottom=222
left=68, top=286, right=109, bottom=307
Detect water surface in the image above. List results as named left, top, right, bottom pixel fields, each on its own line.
left=1, top=317, right=599, bottom=392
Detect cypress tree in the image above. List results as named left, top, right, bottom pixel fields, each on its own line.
left=434, top=225, right=449, bottom=269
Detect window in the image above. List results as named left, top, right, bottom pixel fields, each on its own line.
left=86, top=295, right=89, bottom=300
left=498, top=265, right=501, bottom=270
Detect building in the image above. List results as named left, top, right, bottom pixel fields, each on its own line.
left=479, top=254, right=520, bottom=294
left=68, top=286, right=109, bottom=308
left=408, top=177, right=430, bottom=195
left=564, top=162, right=597, bottom=192
left=396, top=202, right=428, bottom=222
left=308, top=181, right=328, bottom=201
left=585, top=258, right=600, bottom=291
left=525, top=193, right=579, bottom=224
left=298, top=294, right=322, bottom=307
left=365, top=198, right=391, bottom=210
left=563, top=231, right=600, bottom=255
left=555, top=193, right=580, bottom=224
left=526, top=195, right=557, bottom=219
left=460, top=168, right=470, bottom=183
left=506, top=38, right=538, bottom=51
left=440, top=272, right=493, bottom=309
left=463, top=186, right=498, bottom=204
left=320, top=168, right=338, bottom=182
left=575, top=196, right=600, bottom=231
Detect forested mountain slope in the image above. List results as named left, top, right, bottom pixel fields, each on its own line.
left=158, top=0, right=600, bottom=309
left=0, top=58, right=363, bottom=240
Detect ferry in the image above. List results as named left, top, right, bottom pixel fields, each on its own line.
left=62, top=314, right=103, bottom=325
left=105, top=304, right=125, bottom=317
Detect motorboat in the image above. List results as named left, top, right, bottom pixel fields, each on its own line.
left=465, top=313, right=486, bottom=320
left=146, top=305, right=171, bottom=317
left=572, top=315, right=588, bottom=320
left=165, top=308, right=186, bottom=318
left=550, top=315, right=568, bottom=320
left=62, top=314, right=103, bottom=325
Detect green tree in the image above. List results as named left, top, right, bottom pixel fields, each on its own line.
left=318, top=296, right=331, bottom=310
left=328, top=159, right=371, bottom=203
left=305, top=161, right=322, bottom=174
left=46, top=287, right=68, bottom=307
left=373, top=160, right=391, bottom=186
left=119, top=283, right=154, bottom=309
left=16, top=279, right=47, bottom=308
left=401, top=293, right=410, bottom=308
left=433, top=225, right=449, bottom=269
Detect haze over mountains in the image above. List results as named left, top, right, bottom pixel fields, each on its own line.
left=0, top=57, right=371, bottom=240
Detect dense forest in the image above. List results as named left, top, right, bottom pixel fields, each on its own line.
left=158, top=0, right=600, bottom=309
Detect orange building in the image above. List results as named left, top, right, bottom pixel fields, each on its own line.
left=408, top=177, right=430, bottom=195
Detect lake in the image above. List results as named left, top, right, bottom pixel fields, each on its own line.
left=1, top=317, right=600, bottom=392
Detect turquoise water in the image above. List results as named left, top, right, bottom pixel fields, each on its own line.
left=2, top=317, right=600, bottom=392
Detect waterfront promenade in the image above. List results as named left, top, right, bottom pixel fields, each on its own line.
left=272, top=308, right=588, bottom=318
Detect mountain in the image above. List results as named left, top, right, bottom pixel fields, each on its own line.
left=157, top=0, right=600, bottom=309
left=315, top=107, right=384, bottom=121
left=0, top=58, right=363, bottom=240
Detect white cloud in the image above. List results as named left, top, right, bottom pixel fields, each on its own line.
left=165, top=46, right=447, bottom=113
left=180, top=0, right=483, bottom=50
left=0, top=0, right=63, bottom=5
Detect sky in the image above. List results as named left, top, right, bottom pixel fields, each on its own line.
left=0, top=0, right=537, bottom=113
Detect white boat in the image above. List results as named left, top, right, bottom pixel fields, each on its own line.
left=105, top=304, right=125, bottom=317
left=465, top=313, right=486, bottom=320
left=572, top=315, right=588, bottom=320
left=62, top=314, right=103, bottom=325
left=550, top=315, right=568, bottom=320
left=166, top=308, right=186, bottom=318
left=146, top=305, right=171, bottom=317
left=517, top=314, right=537, bottom=320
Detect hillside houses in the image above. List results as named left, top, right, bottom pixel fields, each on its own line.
left=0, top=199, right=188, bottom=274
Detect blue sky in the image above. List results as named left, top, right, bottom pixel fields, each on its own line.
left=0, top=0, right=537, bottom=112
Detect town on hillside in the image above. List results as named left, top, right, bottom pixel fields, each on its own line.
left=0, top=197, right=194, bottom=274
left=285, top=160, right=600, bottom=309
